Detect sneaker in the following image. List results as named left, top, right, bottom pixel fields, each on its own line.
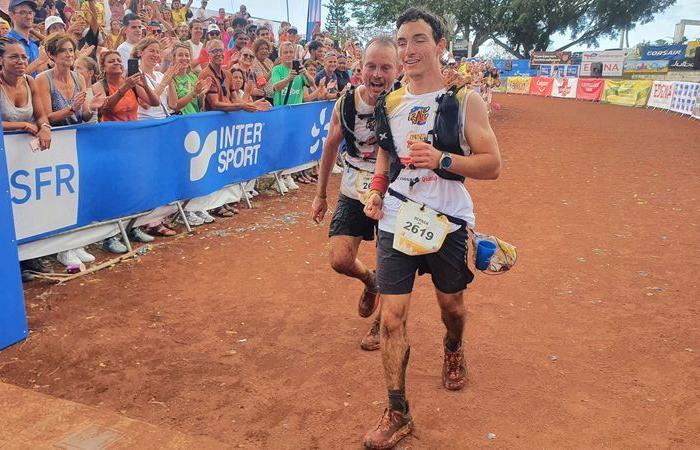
left=442, top=338, right=467, bottom=391
left=332, top=164, right=343, bottom=174
left=103, top=236, right=128, bottom=254
left=21, top=270, right=35, bottom=282
left=358, top=271, right=379, bottom=318
left=73, top=247, right=96, bottom=263
left=57, top=250, right=82, bottom=267
left=363, top=407, right=414, bottom=449
left=21, top=257, right=51, bottom=273
left=129, top=227, right=155, bottom=243
left=181, top=210, right=205, bottom=226
left=360, top=316, right=381, bottom=351
left=284, top=175, right=300, bottom=190
left=195, top=210, right=215, bottom=223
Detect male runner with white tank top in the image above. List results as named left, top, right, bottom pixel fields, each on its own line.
left=362, top=7, right=502, bottom=448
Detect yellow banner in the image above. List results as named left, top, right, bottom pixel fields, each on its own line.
left=601, top=80, right=653, bottom=107
left=507, top=77, right=531, bottom=94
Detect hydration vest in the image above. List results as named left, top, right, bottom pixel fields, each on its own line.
left=375, top=86, right=465, bottom=183
left=338, top=86, right=374, bottom=159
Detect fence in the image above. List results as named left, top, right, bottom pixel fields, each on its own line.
left=504, top=76, right=700, bottom=119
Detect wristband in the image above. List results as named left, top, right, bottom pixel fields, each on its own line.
left=368, top=189, right=384, bottom=200
left=369, top=173, right=388, bottom=195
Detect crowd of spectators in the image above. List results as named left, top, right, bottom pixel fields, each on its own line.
left=0, top=0, right=365, bottom=280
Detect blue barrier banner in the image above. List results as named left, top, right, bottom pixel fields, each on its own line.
left=539, top=64, right=552, bottom=76
left=0, top=118, right=28, bottom=350
left=5, top=101, right=333, bottom=244
left=493, top=59, right=533, bottom=77
left=641, top=44, right=687, bottom=61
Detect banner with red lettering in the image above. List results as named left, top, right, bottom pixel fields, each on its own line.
left=646, top=81, right=674, bottom=109
left=576, top=78, right=605, bottom=101
left=529, top=76, right=553, bottom=96
left=551, top=77, right=578, bottom=99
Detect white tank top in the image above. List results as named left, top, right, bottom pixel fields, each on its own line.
left=378, top=85, right=476, bottom=233
left=337, top=87, right=378, bottom=201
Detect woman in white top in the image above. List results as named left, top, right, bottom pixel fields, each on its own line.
left=131, top=37, right=177, bottom=120
left=131, top=37, right=180, bottom=238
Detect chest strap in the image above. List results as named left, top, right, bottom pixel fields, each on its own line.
left=387, top=188, right=467, bottom=228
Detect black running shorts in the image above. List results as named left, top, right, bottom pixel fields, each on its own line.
left=376, top=227, right=474, bottom=295
left=328, top=193, right=377, bottom=241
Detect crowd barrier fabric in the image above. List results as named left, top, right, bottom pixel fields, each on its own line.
left=669, top=82, right=699, bottom=115
left=4, top=101, right=333, bottom=244
left=693, top=88, right=700, bottom=119
left=575, top=78, right=605, bottom=101
left=601, top=80, right=653, bottom=107
left=529, top=76, right=554, bottom=96
left=551, top=77, right=578, bottom=99
left=647, top=81, right=675, bottom=109
left=0, top=118, right=28, bottom=350
left=506, top=76, right=531, bottom=94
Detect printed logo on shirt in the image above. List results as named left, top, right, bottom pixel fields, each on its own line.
left=408, top=106, right=430, bottom=125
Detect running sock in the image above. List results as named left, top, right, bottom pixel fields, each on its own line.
left=445, top=338, right=462, bottom=352
left=388, top=389, right=408, bottom=414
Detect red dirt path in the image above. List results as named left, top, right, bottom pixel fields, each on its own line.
left=2, top=94, right=699, bottom=448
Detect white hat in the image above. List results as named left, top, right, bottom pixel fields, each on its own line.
left=207, top=23, right=221, bottom=33
left=44, top=15, right=65, bottom=31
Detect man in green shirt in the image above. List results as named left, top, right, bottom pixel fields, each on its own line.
left=272, top=41, right=314, bottom=106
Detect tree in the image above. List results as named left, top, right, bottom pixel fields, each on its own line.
left=348, top=0, right=676, bottom=58
left=325, top=0, right=349, bottom=38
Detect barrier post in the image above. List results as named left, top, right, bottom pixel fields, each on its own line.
left=0, top=121, right=29, bottom=350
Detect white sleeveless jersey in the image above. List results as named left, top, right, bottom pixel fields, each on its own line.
left=334, top=88, right=378, bottom=201
left=378, top=85, right=476, bottom=233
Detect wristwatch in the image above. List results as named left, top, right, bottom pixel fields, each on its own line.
left=439, top=152, right=453, bottom=170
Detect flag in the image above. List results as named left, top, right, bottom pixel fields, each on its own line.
left=306, top=0, right=321, bottom=41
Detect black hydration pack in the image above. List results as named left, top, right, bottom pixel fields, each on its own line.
left=375, top=86, right=465, bottom=183
left=338, top=86, right=374, bottom=159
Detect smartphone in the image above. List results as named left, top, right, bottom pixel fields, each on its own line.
left=292, top=60, right=301, bottom=72
left=127, top=58, right=139, bottom=77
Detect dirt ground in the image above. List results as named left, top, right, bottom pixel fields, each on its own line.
left=1, top=94, right=699, bottom=448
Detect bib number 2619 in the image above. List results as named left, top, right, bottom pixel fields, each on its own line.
left=393, top=200, right=450, bottom=256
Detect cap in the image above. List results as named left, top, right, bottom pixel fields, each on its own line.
left=287, top=26, right=297, bottom=34
left=9, top=0, right=37, bottom=11
left=207, top=23, right=220, bottom=33
left=44, top=15, right=65, bottom=30
left=149, top=20, right=161, bottom=27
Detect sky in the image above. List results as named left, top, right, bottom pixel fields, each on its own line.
left=204, top=0, right=699, bottom=49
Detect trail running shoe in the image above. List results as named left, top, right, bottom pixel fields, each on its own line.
left=443, top=338, right=467, bottom=391
left=363, top=407, right=413, bottom=449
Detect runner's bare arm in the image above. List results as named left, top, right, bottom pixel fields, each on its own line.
left=311, top=106, right=343, bottom=223
left=363, top=147, right=389, bottom=221
left=407, top=91, right=500, bottom=180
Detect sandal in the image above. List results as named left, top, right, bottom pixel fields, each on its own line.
left=213, top=207, right=234, bottom=218
left=149, top=225, right=177, bottom=236
left=225, top=203, right=240, bottom=214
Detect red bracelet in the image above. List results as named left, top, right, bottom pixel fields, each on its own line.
left=370, top=173, right=389, bottom=195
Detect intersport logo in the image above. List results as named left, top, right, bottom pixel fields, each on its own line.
left=185, top=122, right=264, bottom=182
left=309, top=106, right=330, bottom=154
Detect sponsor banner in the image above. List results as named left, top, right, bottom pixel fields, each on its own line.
left=529, top=76, right=554, bottom=96
left=0, top=118, right=28, bottom=350
left=493, top=59, right=532, bottom=76
left=506, top=76, right=532, bottom=94
left=693, top=88, right=700, bottom=119
left=493, top=79, right=508, bottom=93
left=565, top=65, right=580, bottom=77
left=601, top=80, right=653, bottom=107
left=551, top=77, right=578, bottom=99
left=576, top=78, right=605, bottom=101
left=641, top=44, right=687, bottom=60
left=581, top=50, right=626, bottom=77
left=552, top=65, right=566, bottom=78
left=531, top=51, right=573, bottom=66
left=4, top=102, right=332, bottom=243
left=646, top=81, right=675, bottom=109
left=669, top=40, right=700, bottom=70
left=670, top=82, right=700, bottom=115
left=539, top=64, right=552, bottom=76
left=623, top=59, right=669, bottom=74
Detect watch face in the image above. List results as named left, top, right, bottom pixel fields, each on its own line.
left=441, top=154, right=452, bottom=169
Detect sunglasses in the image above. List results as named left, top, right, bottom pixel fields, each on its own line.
left=241, top=54, right=254, bottom=59
left=209, top=31, right=220, bottom=36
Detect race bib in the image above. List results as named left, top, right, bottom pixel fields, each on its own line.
left=355, top=169, right=374, bottom=204
left=393, top=201, right=450, bottom=256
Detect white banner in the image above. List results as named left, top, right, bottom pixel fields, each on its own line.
left=581, top=50, right=626, bottom=77
left=647, top=81, right=675, bottom=109
left=693, top=89, right=700, bottom=120
left=670, top=82, right=700, bottom=115
left=551, top=77, right=578, bottom=98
